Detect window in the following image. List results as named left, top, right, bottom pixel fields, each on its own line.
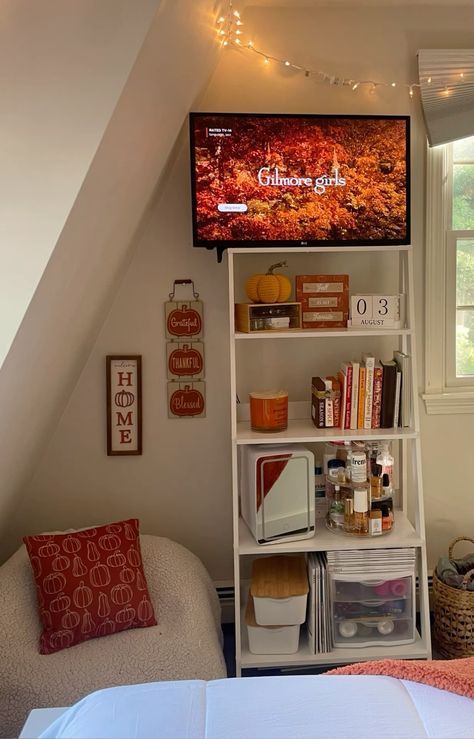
left=423, top=136, right=474, bottom=414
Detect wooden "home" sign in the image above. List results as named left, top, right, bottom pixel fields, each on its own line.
left=106, top=356, right=142, bottom=455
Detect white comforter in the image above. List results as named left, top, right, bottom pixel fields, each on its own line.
left=38, top=675, right=474, bottom=739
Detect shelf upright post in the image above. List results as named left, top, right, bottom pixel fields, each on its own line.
left=228, top=249, right=242, bottom=676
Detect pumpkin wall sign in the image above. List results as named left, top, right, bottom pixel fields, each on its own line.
left=106, top=356, right=142, bottom=455
left=165, top=280, right=206, bottom=418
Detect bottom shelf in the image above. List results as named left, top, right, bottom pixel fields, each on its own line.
left=240, top=627, right=430, bottom=670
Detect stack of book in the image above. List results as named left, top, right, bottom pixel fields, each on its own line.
left=335, top=351, right=411, bottom=430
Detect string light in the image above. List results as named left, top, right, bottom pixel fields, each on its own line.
left=215, top=2, right=467, bottom=98
left=214, top=2, right=422, bottom=95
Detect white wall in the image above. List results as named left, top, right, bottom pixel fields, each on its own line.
left=0, top=0, right=160, bottom=366
left=0, top=0, right=221, bottom=563
left=14, top=4, right=474, bottom=580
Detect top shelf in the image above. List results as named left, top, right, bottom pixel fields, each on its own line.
left=228, top=245, right=412, bottom=256
left=235, top=327, right=412, bottom=339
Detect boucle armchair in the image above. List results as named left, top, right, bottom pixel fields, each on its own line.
left=0, top=535, right=226, bottom=738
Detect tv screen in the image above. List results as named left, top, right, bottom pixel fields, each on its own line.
left=189, top=113, right=410, bottom=259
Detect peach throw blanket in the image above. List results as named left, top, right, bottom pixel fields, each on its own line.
left=327, top=656, right=474, bottom=699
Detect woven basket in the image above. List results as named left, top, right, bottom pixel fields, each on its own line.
left=432, top=536, right=474, bottom=658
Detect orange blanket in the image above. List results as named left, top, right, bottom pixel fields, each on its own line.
left=327, top=656, right=474, bottom=699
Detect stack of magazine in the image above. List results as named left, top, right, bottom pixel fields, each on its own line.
left=307, top=552, right=332, bottom=654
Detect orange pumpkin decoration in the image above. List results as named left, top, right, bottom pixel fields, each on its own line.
left=245, top=261, right=292, bottom=303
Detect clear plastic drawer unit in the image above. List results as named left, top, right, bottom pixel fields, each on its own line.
left=330, top=573, right=415, bottom=648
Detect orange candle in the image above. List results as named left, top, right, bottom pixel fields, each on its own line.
left=249, top=391, right=288, bottom=432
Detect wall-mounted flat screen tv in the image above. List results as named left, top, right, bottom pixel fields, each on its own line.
left=189, top=112, right=410, bottom=260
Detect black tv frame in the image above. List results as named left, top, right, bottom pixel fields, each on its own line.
left=189, top=112, right=411, bottom=262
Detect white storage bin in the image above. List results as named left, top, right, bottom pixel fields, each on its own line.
left=245, top=595, right=300, bottom=654
left=251, top=555, right=308, bottom=626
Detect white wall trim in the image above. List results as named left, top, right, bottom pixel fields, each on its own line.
left=423, top=143, right=474, bottom=413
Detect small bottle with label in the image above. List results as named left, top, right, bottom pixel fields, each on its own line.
left=370, top=463, right=382, bottom=499
left=351, top=450, right=367, bottom=484
left=353, top=488, right=369, bottom=535
left=376, top=442, right=394, bottom=493
left=314, top=460, right=326, bottom=498
left=344, top=496, right=354, bottom=533
left=369, top=509, right=383, bottom=536
left=328, top=485, right=345, bottom=530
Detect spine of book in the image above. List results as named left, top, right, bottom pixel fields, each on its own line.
left=380, top=360, right=397, bottom=428
left=337, top=370, right=347, bottom=429
left=393, top=350, right=411, bottom=427
left=324, top=378, right=334, bottom=427
left=340, top=363, right=353, bottom=429
left=350, top=361, right=359, bottom=430
left=393, top=369, right=402, bottom=428
left=327, top=376, right=341, bottom=428
left=357, top=365, right=366, bottom=429
left=311, top=376, right=326, bottom=428
left=371, top=362, right=383, bottom=429
left=362, top=353, right=375, bottom=429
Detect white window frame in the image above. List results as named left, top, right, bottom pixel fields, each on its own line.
left=423, top=142, right=474, bottom=414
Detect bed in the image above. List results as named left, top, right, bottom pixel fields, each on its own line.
left=0, top=535, right=227, bottom=738
left=19, top=673, right=474, bottom=739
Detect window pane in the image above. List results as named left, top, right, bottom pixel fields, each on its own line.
left=456, top=239, right=474, bottom=377
left=456, top=240, right=474, bottom=306
left=453, top=164, right=474, bottom=229
left=453, top=136, right=474, bottom=162
left=456, top=308, right=474, bottom=377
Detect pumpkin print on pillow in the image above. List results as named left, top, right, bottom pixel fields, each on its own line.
left=23, top=518, right=157, bottom=654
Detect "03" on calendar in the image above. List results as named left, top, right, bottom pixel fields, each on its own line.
left=348, top=294, right=405, bottom=328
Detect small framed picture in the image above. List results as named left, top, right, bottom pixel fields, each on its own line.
left=106, top=356, right=142, bottom=455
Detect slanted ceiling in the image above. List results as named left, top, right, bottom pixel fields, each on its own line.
left=418, top=48, right=474, bottom=146
left=0, top=0, right=221, bottom=561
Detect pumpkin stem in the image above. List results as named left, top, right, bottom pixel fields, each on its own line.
left=266, top=261, right=287, bottom=274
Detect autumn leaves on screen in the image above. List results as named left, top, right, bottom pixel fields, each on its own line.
left=193, top=116, right=408, bottom=243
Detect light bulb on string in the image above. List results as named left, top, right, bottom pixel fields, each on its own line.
left=219, top=1, right=423, bottom=98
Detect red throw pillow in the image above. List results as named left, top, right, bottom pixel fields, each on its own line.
left=23, top=518, right=157, bottom=654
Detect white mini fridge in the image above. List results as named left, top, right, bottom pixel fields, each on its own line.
left=239, top=444, right=315, bottom=544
